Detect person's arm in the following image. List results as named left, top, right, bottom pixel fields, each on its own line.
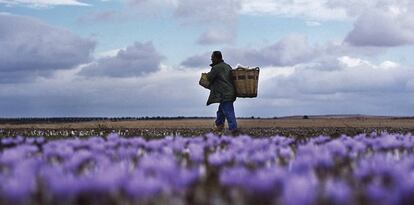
left=207, top=66, right=218, bottom=82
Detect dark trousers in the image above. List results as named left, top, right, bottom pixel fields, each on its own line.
left=215, top=101, right=237, bottom=131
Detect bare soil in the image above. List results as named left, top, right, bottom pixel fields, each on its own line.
left=1, top=117, right=414, bottom=138
left=1, top=117, right=414, bottom=129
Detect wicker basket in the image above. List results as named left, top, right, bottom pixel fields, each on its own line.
left=232, top=66, right=260, bottom=98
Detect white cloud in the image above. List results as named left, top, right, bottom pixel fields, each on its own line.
left=322, top=0, right=414, bottom=47
left=0, top=0, right=89, bottom=7
left=176, top=29, right=414, bottom=116
left=0, top=65, right=212, bottom=117
left=95, top=48, right=123, bottom=58
left=2, top=52, right=414, bottom=117
left=305, top=21, right=321, bottom=27
left=174, top=0, right=241, bottom=45
left=119, top=0, right=414, bottom=47
left=79, top=42, right=164, bottom=77
left=124, top=0, right=177, bottom=18
left=125, top=0, right=241, bottom=45
left=326, top=0, right=414, bottom=18
left=338, top=56, right=398, bottom=70
left=183, top=34, right=319, bottom=68
left=236, top=55, right=414, bottom=116
left=0, top=13, right=95, bottom=83
left=380, top=61, right=400, bottom=69
left=338, top=56, right=368, bottom=68
left=345, top=9, right=414, bottom=47
left=197, top=27, right=237, bottom=45
left=263, top=57, right=410, bottom=97
left=77, top=10, right=123, bottom=24
left=240, top=0, right=348, bottom=21
left=180, top=52, right=210, bottom=68
left=3, top=0, right=414, bottom=117
left=173, top=0, right=240, bottom=24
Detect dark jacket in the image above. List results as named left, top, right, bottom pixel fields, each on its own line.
left=206, top=61, right=236, bottom=105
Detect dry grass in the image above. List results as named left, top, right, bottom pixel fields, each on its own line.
left=1, top=117, right=414, bottom=129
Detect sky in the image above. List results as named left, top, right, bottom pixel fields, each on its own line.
left=1, top=0, right=414, bottom=117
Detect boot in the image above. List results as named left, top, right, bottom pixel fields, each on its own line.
left=212, top=124, right=224, bottom=135
left=230, top=129, right=241, bottom=136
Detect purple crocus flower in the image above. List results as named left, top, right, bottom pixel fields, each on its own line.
left=0, top=144, right=39, bottom=165
left=14, top=135, right=25, bottom=144
left=169, top=137, right=186, bottom=153
left=107, top=133, right=120, bottom=141
left=377, top=134, right=403, bottom=150
left=281, top=174, right=317, bottom=205
left=290, top=154, right=316, bottom=174
left=245, top=167, right=286, bottom=197
left=309, top=135, right=331, bottom=144
left=145, top=139, right=166, bottom=151
left=124, top=171, right=165, bottom=199
left=1, top=137, right=14, bottom=146
left=117, top=147, right=138, bottom=160
left=43, top=170, right=81, bottom=199
left=279, top=147, right=294, bottom=159
left=139, top=153, right=177, bottom=177
left=365, top=182, right=399, bottom=205
left=43, top=143, right=74, bottom=161
left=63, top=149, right=94, bottom=173
left=169, top=168, right=199, bottom=189
left=324, top=140, right=348, bottom=157
left=324, top=179, right=352, bottom=205
left=80, top=165, right=129, bottom=194
left=3, top=132, right=414, bottom=204
left=87, top=136, right=105, bottom=145
left=35, top=137, right=45, bottom=144
left=270, top=135, right=294, bottom=147
left=219, top=166, right=251, bottom=187
left=208, top=151, right=233, bottom=166
left=128, top=137, right=146, bottom=147
left=187, top=143, right=205, bottom=163
left=25, top=137, right=36, bottom=144
left=0, top=175, right=35, bottom=203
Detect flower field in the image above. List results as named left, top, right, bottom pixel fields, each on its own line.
left=1, top=132, right=414, bottom=205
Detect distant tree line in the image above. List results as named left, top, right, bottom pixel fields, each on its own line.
left=0, top=116, right=287, bottom=124
left=0, top=117, right=211, bottom=124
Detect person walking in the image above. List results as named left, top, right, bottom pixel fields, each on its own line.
left=206, top=51, right=238, bottom=135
